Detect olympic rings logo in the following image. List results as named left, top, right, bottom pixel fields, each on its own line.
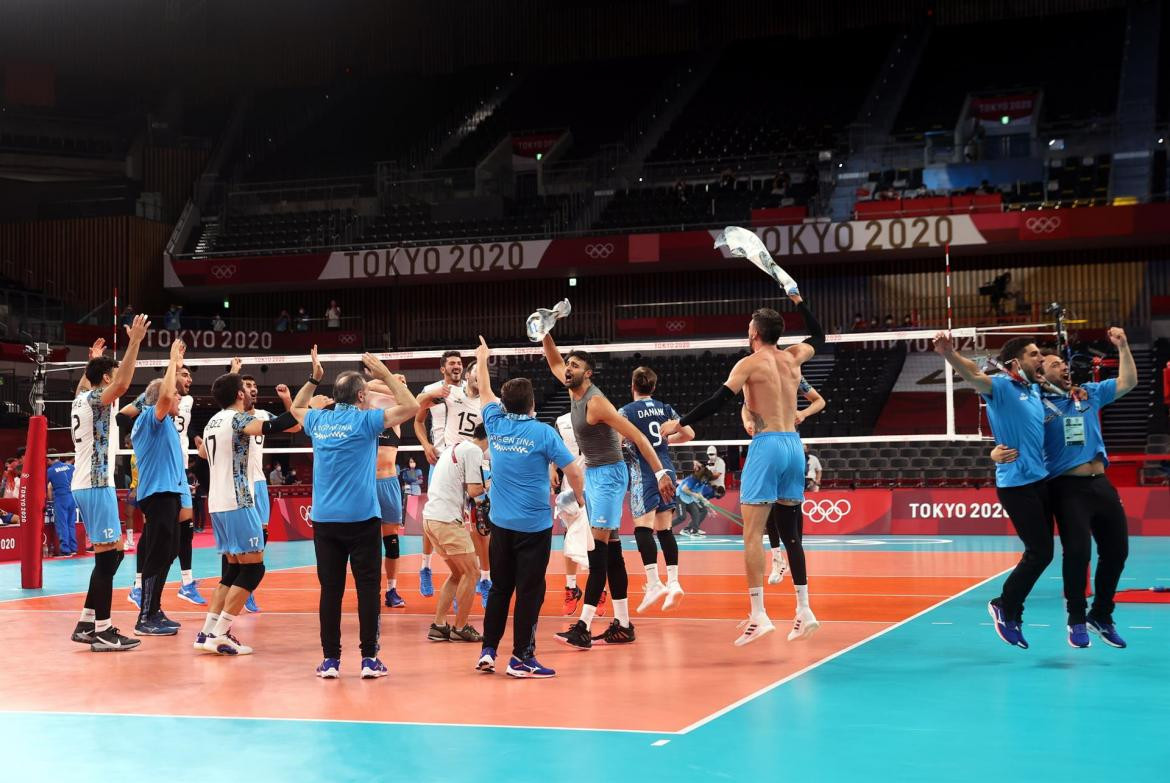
left=1024, top=216, right=1062, bottom=234
left=299, top=505, right=312, bottom=522
left=802, top=499, right=852, bottom=523
left=210, top=264, right=238, bottom=279
left=665, top=320, right=687, bottom=332
left=584, top=243, right=615, bottom=259
left=337, top=333, right=357, bottom=345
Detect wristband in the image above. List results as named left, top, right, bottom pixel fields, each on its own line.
left=306, top=377, right=320, bottom=386
left=654, top=469, right=671, bottom=481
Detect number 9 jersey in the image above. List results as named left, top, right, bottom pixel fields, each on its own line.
left=618, top=397, right=679, bottom=516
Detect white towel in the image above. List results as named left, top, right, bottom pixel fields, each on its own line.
left=558, top=489, right=593, bottom=568
left=714, top=226, right=799, bottom=295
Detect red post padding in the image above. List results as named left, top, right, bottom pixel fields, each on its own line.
left=20, top=416, right=47, bottom=589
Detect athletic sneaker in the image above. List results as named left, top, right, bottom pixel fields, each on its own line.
left=243, top=594, right=261, bottom=613
left=597, top=589, right=608, bottom=617
left=177, top=582, right=207, bottom=606
left=768, top=552, right=788, bottom=585
left=733, top=614, right=776, bottom=646
left=1086, top=615, right=1127, bottom=648
left=554, top=620, right=592, bottom=650
left=505, top=656, right=556, bottom=679
left=127, top=586, right=142, bottom=609
left=193, top=632, right=214, bottom=652
left=316, top=658, right=341, bottom=679
left=1067, top=623, right=1091, bottom=649
left=477, top=578, right=492, bottom=608
left=210, top=632, right=253, bottom=655
left=449, top=624, right=483, bottom=643
left=361, top=657, right=389, bottom=679
left=695, top=529, right=707, bottom=536
left=562, top=586, right=582, bottom=616
left=476, top=647, right=497, bottom=673
left=134, top=614, right=179, bottom=636
left=155, top=612, right=181, bottom=629
left=90, top=627, right=141, bottom=652
left=663, top=581, right=685, bottom=611
left=70, top=621, right=97, bottom=645
left=384, top=588, right=406, bottom=608
left=787, top=607, right=821, bottom=641
left=636, top=581, right=668, bottom=614
left=592, top=619, right=636, bottom=645
left=987, top=600, right=1028, bottom=649
left=427, top=622, right=451, bottom=642
left=419, top=567, right=435, bottom=597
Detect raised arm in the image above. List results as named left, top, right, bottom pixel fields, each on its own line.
left=361, top=353, right=418, bottom=427
left=1109, top=327, right=1137, bottom=398
left=76, top=338, right=106, bottom=396
left=784, top=293, right=822, bottom=365
left=796, top=384, right=826, bottom=424
left=662, top=355, right=750, bottom=436
left=273, top=383, right=304, bottom=434
left=475, top=336, right=498, bottom=405
left=413, top=405, right=438, bottom=463
left=541, top=332, right=567, bottom=382
left=933, top=331, right=993, bottom=395
left=154, top=339, right=185, bottom=420
left=101, top=315, right=150, bottom=406
left=289, top=345, right=325, bottom=424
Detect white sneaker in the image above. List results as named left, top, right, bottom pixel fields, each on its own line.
left=205, top=632, right=253, bottom=655
left=636, top=581, right=669, bottom=613
left=787, top=607, right=820, bottom=641
left=662, top=581, right=685, bottom=610
left=768, top=553, right=788, bottom=585
left=733, top=614, right=775, bottom=646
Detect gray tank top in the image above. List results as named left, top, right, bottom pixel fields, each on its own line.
left=570, top=384, right=623, bottom=468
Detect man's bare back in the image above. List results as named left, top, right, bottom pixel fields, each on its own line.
left=741, top=347, right=802, bottom=434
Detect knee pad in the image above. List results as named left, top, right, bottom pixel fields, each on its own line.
left=383, top=534, right=400, bottom=560
left=114, top=550, right=126, bottom=570
left=234, top=562, right=266, bottom=592
left=95, top=549, right=120, bottom=577
left=221, top=561, right=241, bottom=588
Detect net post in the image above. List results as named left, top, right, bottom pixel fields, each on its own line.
left=20, top=416, right=47, bottom=589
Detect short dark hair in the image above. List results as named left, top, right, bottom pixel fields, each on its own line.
left=240, top=374, right=256, bottom=383
left=566, top=350, right=594, bottom=371
left=472, top=422, right=487, bottom=441
left=751, top=308, right=785, bottom=344
left=632, top=366, right=657, bottom=395
left=997, top=337, right=1035, bottom=366
left=211, top=373, right=244, bottom=409
left=333, top=371, right=366, bottom=404
left=500, top=377, right=534, bottom=414
left=84, top=357, right=117, bottom=386
left=440, top=350, right=462, bottom=366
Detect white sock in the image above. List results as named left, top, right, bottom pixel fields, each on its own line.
left=212, top=612, right=235, bottom=637
left=644, top=563, right=659, bottom=584
left=80, top=608, right=96, bottom=623
left=666, top=565, right=679, bottom=584
left=480, top=570, right=490, bottom=581
left=566, top=574, right=577, bottom=589
left=202, top=613, right=219, bottom=634
left=421, top=554, right=433, bottom=569
left=614, top=598, right=631, bottom=627
left=95, top=618, right=112, bottom=633
left=134, top=574, right=142, bottom=589
left=580, top=603, right=597, bottom=630
left=795, top=584, right=809, bottom=609
left=181, top=570, right=194, bottom=586
left=772, top=548, right=786, bottom=562
left=749, top=587, right=765, bottom=616
left=388, top=579, right=397, bottom=589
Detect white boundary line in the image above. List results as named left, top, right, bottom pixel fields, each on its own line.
left=674, top=565, right=1012, bottom=735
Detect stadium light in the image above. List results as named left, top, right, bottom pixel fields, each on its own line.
left=569, top=277, right=577, bottom=287
left=535, top=152, right=543, bottom=161
left=999, top=115, right=1010, bottom=125
left=223, top=299, right=230, bottom=309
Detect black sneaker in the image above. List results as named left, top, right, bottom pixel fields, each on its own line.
left=592, top=619, right=636, bottom=645
left=70, top=621, right=97, bottom=645
left=427, top=622, right=451, bottom=642
left=449, top=624, right=483, bottom=643
left=155, top=611, right=182, bottom=629
left=91, top=627, right=142, bottom=652
left=553, top=620, right=592, bottom=650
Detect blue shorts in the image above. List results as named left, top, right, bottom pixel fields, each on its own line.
left=377, top=476, right=403, bottom=524
left=253, top=480, right=270, bottom=528
left=179, top=483, right=193, bottom=510
left=74, top=487, right=122, bottom=545
left=740, top=432, right=805, bottom=505
left=584, top=461, right=629, bottom=530
left=629, top=465, right=675, bottom=517
left=211, top=507, right=266, bottom=555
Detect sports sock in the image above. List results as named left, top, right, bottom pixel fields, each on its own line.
left=480, top=570, right=490, bottom=581
left=748, top=586, right=765, bottom=616
left=134, top=573, right=142, bottom=589
left=181, top=569, right=194, bottom=586
left=95, top=618, right=112, bottom=633
left=580, top=604, right=597, bottom=630
left=79, top=607, right=96, bottom=622
left=666, top=565, right=679, bottom=584
left=795, top=584, right=809, bottom=609
left=772, top=548, right=786, bottom=562
left=613, top=598, right=631, bottom=628
left=565, top=574, right=578, bottom=589
left=644, top=563, right=660, bottom=584
left=421, top=553, right=433, bottom=570
left=202, top=613, right=219, bottom=634
left=388, top=579, right=397, bottom=589
left=211, top=612, right=235, bottom=637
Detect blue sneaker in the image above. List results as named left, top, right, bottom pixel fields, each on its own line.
left=244, top=594, right=260, bottom=613
left=384, top=588, right=406, bottom=608
left=477, top=578, right=492, bottom=608
left=476, top=646, right=497, bottom=673
left=1086, top=616, right=1127, bottom=648
left=128, top=586, right=142, bottom=609
left=1067, top=623, right=1091, bottom=648
left=316, top=658, right=341, bottom=679
left=155, top=612, right=181, bottom=629
left=361, top=657, right=389, bottom=679
left=177, top=581, right=207, bottom=606
left=134, top=615, right=179, bottom=637
left=419, top=567, right=434, bottom=597
left=987, top=600, right=1028, bottom=649
left=505, top=656, right=556, bottom=679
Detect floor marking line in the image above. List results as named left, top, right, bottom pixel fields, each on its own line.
left=675, top=565, right=1014, bottom=736
left=651, top=739, right=671, bottom=747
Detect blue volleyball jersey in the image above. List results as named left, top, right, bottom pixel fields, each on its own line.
left=618, top=397, right=678, bottom=475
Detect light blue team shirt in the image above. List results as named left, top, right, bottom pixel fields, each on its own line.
left=1042, top=379, right=1116, bottom=478
left=482, top=401, right=574, bottom=533
left=981, top=373, right=1048, bottom=488
left=303, top=403, right=384, bottom=522
left=132, top=405, right=187, bottom=501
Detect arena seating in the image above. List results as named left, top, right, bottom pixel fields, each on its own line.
left=593, top=175, right=815, bottom=231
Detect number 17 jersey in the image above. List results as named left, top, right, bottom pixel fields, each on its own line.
left=203, top=409, right=257, bottom=513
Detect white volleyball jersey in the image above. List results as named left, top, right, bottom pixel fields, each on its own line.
left=247, top=408, right=273, bottom=484
left=443, top=388, right=482, bottom=447
left=203, top=409, right=257, bottom=513
left=422, top=380, right=449, bottom=449
left=174, top=395, right=194, bottom=467
left=71, top=389, right=114, bottom=490
left=556, top=412, right=580, bottom=459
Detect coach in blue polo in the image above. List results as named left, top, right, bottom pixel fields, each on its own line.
left=290, top=347, right=418, bottom=680
left=473, top=337, right=585, bottom=679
